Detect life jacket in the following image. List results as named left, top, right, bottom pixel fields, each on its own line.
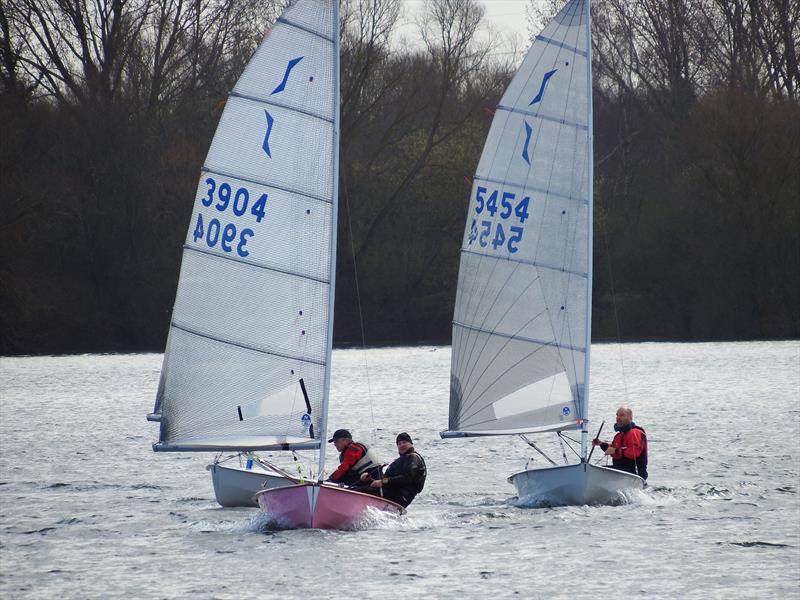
left=612, top=425, right=648, bottom=480
left=347, top=442, right=381, bottom=475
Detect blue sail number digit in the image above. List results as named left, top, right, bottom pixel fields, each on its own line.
left=220, top=223, right=237, bottom=252
left=193, top=213, right=204, bottom=241
left=507, top=226, right=523, bottom=253
left=515, top=196, right=530, bottom=223
left=485, top=190, right=498, bottom=216
left=216, top=184, right=231, bottom=212
left=475, top=186, right=486, bottom=214
left=500, top=192, right=515, bottom=218
left=479, top=221, right=491, bottom=247
left=492, top=223, right=506, bottom=249
left=232, top=188, right=249, bottom=216
left=467, top=219, right=478, bottom=244
left=251, top=193, right=267, bottom=222
left=202, top=178, right=215, bottom=207
left=237, top=228, right=254, bottom=257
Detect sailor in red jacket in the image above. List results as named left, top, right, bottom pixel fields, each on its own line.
left=326, top=429, right=381, bottom=486
left=592, top=406, right=648, bottom=480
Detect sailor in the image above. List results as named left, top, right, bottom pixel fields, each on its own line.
left=327, top=429, right=381, bottom=486
left=592, top=406, right=648, bottom=480
left=362, top=432, right=427, bottom=507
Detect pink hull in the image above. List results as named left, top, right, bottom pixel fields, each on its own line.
left=256, top=482, right=404, bottom=529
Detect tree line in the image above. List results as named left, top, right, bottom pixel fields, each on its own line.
left=0, top=0, right=797, bottom=355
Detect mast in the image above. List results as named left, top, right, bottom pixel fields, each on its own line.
left=317, top=0, right=340, bottom=479
left=580, top=0, right=593, bottom=462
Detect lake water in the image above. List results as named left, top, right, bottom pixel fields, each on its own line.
left=1, top=341, right=799, bottom=599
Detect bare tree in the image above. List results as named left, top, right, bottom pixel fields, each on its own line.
left=346, top=0, right=495, bottom=263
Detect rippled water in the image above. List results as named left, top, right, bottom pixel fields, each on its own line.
left=1, top=342, right=799, bottom=599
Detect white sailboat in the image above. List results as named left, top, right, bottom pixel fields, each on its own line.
left=441, top=0, right=644, bottom=506
left=207, top=455, right=296, bottom=508
left=148, top=0, right=403, bottom=525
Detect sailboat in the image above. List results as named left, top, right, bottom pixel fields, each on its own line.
left=148, top=0, right=403, bottom=527
left=441, top=0, right=644, bottom=506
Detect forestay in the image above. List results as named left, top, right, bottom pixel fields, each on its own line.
left=150, top=0, right=339, bottom=452
left=447, top=0, right=592, bottom=436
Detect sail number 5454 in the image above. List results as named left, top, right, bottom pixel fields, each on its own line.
left=468, top=186, right=529, bottom=253
left=474, top=186, right=529, bottom=222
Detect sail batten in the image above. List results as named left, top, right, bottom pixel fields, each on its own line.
left=229, top=92, right=334, bottom=123
left=495, top=105, right=588, bottom=130
left=277, top=16, right=335, bottom=42
left=448, top=0, right=591, bottom=436
left=534, top=35, right=588, bottom=57
left=453, top=321, right=587, bottom=354
left=152, top=0, right=338, bottom=454
left=199, top=167, right=334, bottom=205
left=168, top=323, right=328, bottom=367
left=472, top=175, right=588, bottom=204
left=460, top=248, right=588, bottom=278
left=181, top=245, right=331, bottom=285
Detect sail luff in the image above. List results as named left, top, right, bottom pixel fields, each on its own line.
left=580, top=0, right=593, bottom=460
left=317, top=0, right=339, bottom=479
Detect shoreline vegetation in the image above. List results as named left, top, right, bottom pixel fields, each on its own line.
left=1, top=0, right=798, bottom=356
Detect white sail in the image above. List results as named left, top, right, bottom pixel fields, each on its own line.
left=151, top=0, right=339, bottom=452
left=447, top=0, right=591, bottom=436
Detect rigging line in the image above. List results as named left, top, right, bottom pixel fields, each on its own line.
left=456, top=17, right=584, bottom=413
left=557, top=432, right=582, bottom=459
left=340, top=149, right=377, bottom=446
left=600, top=194, right=630, bottom=401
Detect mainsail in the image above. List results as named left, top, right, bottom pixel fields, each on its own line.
left=447, top=0, right=592, bottom=436
left=150, top=0, right=339, bottom=452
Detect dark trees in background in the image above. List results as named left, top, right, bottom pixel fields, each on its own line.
left=0, top=0, right=797, bottom=355
left=589, top=0, right=799, bottom=340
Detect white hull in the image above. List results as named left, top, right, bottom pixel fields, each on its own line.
left=208, top=462, right=295, bottom=508
left=508, top=463, right=644, bottom=507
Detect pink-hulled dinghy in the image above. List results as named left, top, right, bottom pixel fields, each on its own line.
left=256, top=483, right=404, bottom=529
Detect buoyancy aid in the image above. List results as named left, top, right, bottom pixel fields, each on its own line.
left=610, top=425, right=648, bottom=479
left=348, top=442, right=381, bottom=475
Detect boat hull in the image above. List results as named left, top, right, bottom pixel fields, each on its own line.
left=508, top=463, right=644, bottom=507
left=255, top=482, right=404, bottom=529
left=208, top=462, right=294, bottom=507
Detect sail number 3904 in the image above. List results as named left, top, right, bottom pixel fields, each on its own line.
left=191, top=177, right=267, bottom=257
left=467, top=186, right=530, bottom=253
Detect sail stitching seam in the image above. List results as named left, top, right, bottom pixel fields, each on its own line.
left=473, top=176, right=588, bottom=205
left=276, top=16, right=334, bottom=43
left=460, top=248, right=587, bottom=278
left=229, top=92, right=333, bottom=124
left=170, top=322, right=327, bottom=366
left=200, top=167, right=333, bottom=205
left=453, top=321, right=586, bottom=353
left=494, top=105, right=587, bottom=131
left=535, top=35, right=587, bottom=57
left=183, top=244, right=330, bottom=284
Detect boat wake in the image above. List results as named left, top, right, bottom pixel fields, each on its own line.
left=350, top=506, right=452, bottom=531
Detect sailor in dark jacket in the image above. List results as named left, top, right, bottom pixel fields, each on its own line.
left=362, top=432, right=426, bottom=507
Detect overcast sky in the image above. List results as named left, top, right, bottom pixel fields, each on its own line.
left=394, top=0, right=540, bottom=63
